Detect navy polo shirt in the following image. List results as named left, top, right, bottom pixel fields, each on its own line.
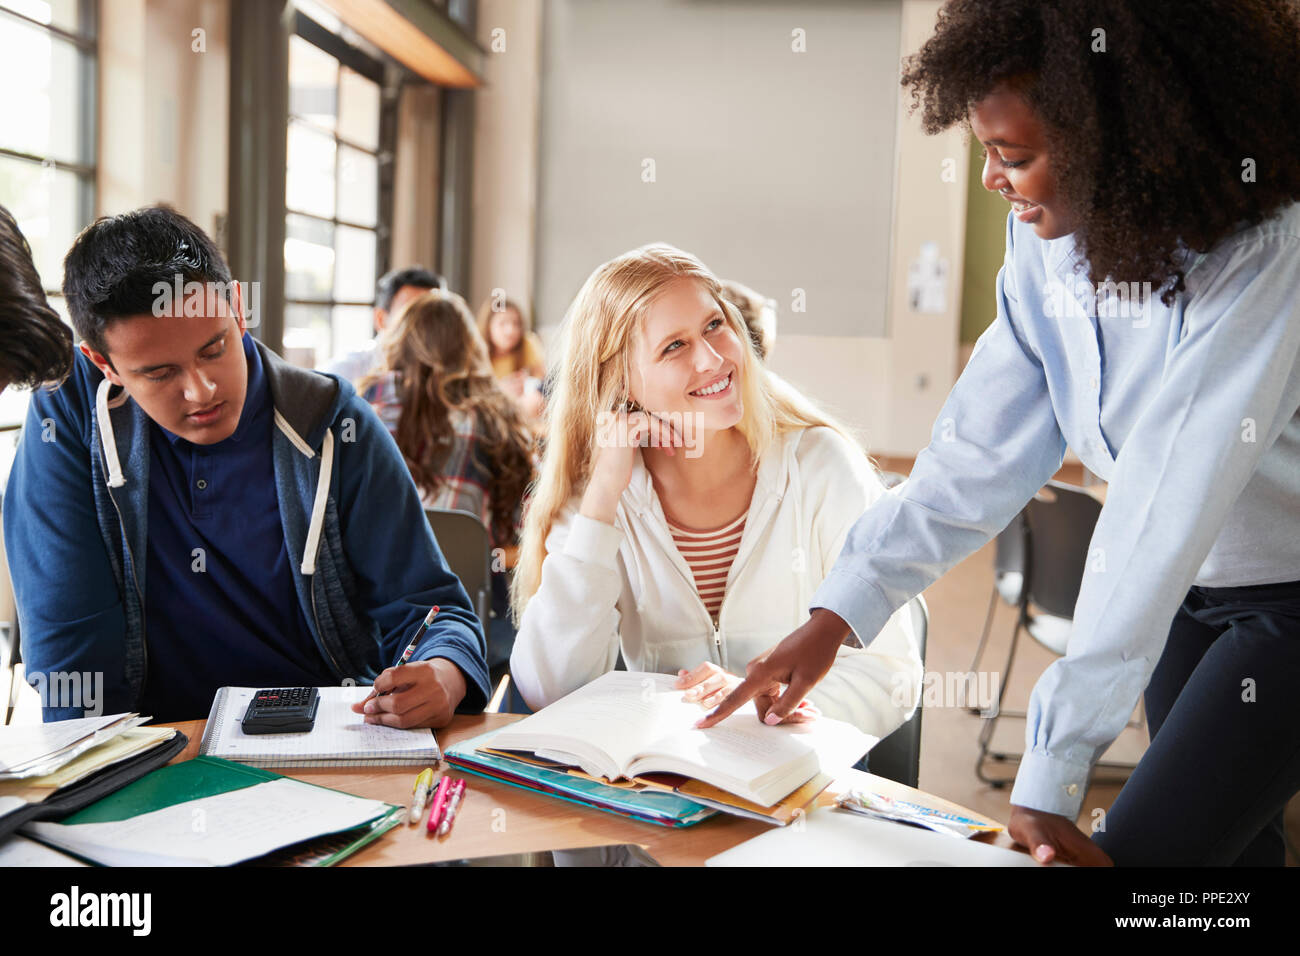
left=139, top=334, right=334, bottom=721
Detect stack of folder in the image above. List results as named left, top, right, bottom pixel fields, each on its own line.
left=0, top=714, right=188, bottom=841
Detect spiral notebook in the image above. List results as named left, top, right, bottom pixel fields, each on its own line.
left=199, top=686, right=442, bottom=768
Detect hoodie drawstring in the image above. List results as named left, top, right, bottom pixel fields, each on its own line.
left=300, top=428, right=334, bottom=574
left=96, top=378, right=126, bottom=488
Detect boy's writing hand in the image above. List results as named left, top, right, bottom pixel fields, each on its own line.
left=351, top=658, right=467, bottom=728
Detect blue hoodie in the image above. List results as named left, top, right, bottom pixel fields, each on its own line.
left=3, top=339, right=490, bottom=721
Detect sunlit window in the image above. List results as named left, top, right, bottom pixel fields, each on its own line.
left=284, top=20, right=384, bottom=370
left=0, top=0, right=95, bottom=429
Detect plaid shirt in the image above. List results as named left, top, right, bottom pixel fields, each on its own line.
left=363, top=372, right=493, bottom=532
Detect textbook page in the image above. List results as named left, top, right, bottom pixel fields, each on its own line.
left=489, top=672, right=874, bottom=803
left=490, top=673, right=706, bottom=777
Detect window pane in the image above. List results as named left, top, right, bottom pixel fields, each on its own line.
left=332, top=305, right=373, bottom=362
left=336, top=145, right=377, bottom=227
left=1, top=0, right=88, bottom=37
left=333, top=225, right=375, bottom=303
left=337, top=67, right=379, bottom=151
left=284, top=213, right=335, bottom=301
left=284, top=303, right=331, bottom=369
left=288, top=34, right=337, bottom=131
left=0, top=155, right=84, bottom=292
left=286, top=119, right=336, bottom=218
left=0, top=18, right=89, bottom=164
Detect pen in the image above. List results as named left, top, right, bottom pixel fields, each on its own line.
left=436, top=779, right=466, bottom=838
left=426, top=775, right=452, bottom=834
left=409, top=767, right=435, bottom=825
left=365, top=606, right=440, bottom=703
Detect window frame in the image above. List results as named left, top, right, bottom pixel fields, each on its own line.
left=284, top=8, right=395, bottom=364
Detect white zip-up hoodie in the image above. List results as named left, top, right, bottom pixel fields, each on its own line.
left=510, top=426, right=924, bottom=738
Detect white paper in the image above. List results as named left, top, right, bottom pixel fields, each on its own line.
left=0, top=714, right=137, bottom=777
left=0, top=834, right=89, bottom=867
left=24, top=778, right=390, bottom=867
left=707, top=803, right=1054, bottom=867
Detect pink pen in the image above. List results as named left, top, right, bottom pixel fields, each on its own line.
left=436, top=779, right=467, bottom=838
left=426, top=775, right=452, bottom=834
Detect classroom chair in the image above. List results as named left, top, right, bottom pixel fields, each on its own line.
left=1, top=504, right=21, bottom=726
left=964, top=510, right=1026, bottom=714
left=862, top=594, right=929, bottom=789
left=974, top=481, right=1143, bottom=787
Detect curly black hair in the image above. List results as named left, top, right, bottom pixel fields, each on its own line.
left=0, top=204, right=73, bottom=389
left=900, top=0, right=1300, bottom=304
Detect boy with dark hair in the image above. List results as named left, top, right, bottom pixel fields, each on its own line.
left=3, top=205, right=489, bottom=723
left=0, top=204, right=73, bottom=393
left=324, top=265, right=445, bottom=385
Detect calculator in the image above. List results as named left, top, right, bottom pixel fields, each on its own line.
left=241, top=687, right=321, bottom=734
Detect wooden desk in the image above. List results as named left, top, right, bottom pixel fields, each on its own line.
left=165, top=714, right=1017, bottom=866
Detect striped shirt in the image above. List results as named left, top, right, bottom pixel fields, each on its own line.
left=667, top=511, right=748, bottom=623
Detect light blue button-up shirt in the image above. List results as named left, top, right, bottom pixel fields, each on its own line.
left=812, top=203, right=1300, bottom=818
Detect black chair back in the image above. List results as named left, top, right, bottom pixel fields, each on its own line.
left=863, top=596, right=928, bottom=789
left=424, top=509, right=492, bottom=625
left=1023, top=482, right=1102, bottom=620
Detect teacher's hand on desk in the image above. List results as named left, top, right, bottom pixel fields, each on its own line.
left=350, top=658, right=467, bottom=728
left=695, top=608, right=849, bottom=729
left=1009, top=806, right=1114, bottom=866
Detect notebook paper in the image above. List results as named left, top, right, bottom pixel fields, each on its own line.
left=25, top=777, right=391, bottom=866
left=199, top=687, right=441, bottom=767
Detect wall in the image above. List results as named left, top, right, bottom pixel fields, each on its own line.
left=534, top=0, right=901, bottom=344
left=465, top=0, right=971, bottom=457
left=762, top=0, right=970, bottom=456
left=467, top=0, right=542, bottom=318
left=98, top=0, right=230, bottom=238
left=391, top=81, right=442, bottom=271
left=960, top=133, right=1008, bottom=344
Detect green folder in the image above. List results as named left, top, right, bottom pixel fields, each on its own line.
left=55, top=756, right=403, bottom=866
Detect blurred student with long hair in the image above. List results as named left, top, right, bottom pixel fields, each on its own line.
left=477, top=295, right=546, bottom=424
left=360, top=290, right=534, bottom=550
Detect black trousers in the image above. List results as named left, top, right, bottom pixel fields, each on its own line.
left=1093, top=579, right=1300, bottom=866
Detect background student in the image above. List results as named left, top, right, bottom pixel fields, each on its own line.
left=0, top=203, right=73, bottom=395
left=509, top=244, right=922, bottom=737
left=359, top=290, right=536, bottom=683
left=718, top=278, right=776, bottom=363
left=476, top=294, right=546, bottom=424
left=703, top=0, right=1300, bottom=867
left=324, top=266, right=445, bottom=387
left=3, top=206, right=489, bottom=726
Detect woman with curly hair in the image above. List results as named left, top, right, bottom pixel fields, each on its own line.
left=359, top=290, right=535, bottom=551
left=703, top=0, right=1300, bottom=867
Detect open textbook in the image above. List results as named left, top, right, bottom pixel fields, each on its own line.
left=486, top=672, right=875, bottom=807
